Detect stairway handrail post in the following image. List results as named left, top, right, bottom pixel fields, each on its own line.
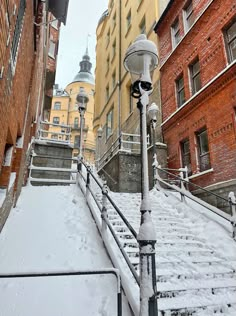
left=229, top=192, right=236, bottom=239
left=101, top=184, right=109, bottom=236
left=86, top=165, right=91, bottom=201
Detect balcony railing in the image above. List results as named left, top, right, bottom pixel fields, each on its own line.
left=70, top=124, right=89, bottom=132
left=38, top=121, right=71, bottom=144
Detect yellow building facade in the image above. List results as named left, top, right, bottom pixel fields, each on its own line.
left=49, top=51, right=95, bottom=162
left=94, top=0, right=167, bottom=160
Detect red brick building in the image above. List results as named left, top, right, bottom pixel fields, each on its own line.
left=154, top=0, right=236, bottom=202
left=0, top=0, right=69, bottom=231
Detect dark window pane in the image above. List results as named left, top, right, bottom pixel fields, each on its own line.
left=176, top=76, right=185, bottom=106
left=229, top=39, right=236, bottom=60
left=197, top=129, right=211, bottom=171
left=192, top=60, right=200, bottom=75
left=181, top=139, right=192, bottom=175
left=227, top=22, right=236, bottom=41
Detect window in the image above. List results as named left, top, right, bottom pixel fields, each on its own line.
left=112, top=70, right=116, bottom=89
left=106, top=29, right=110, bottom=46
left=106, top=108, right=113, bottom=139
left=51, top=134, right=58, bottom=140
left=171, top=19, right=181, bottom=48
left=106, top=55, right=110, bottom=72
left=181, top=139, right=192, bottom=175
left=74, top=117, right=79, bottom=128
left=139, top=16, right=146, bottom=34
left=112, top=12, right=116, bottom=30
left=225, top=20, right=236, bottom=63
left=126, top=10, right=131, bottom=31
left=48, top=40, right=56, bottom=58
left=112, top=39, right=116, bottom=59
left=176, top=75, right=185, bottom=107
left=54, top=102, right=61, bottom=110
left=184, top=1, right=194, bottom=31
left=74, top=135, right=80, bottom=149
left=196, top=128, right=211, bottom=172
left=190, top=58, right=201, bottom=95
left=53, top=117, right=60, bottom=124
left=106, top=85, right=109, bottom=101
left=11, top=0, right=26, bottom=66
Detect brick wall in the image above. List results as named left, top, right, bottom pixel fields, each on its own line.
left=155, top=0, right=236, bottom=189
left=0, top=1, right=46, bottom=230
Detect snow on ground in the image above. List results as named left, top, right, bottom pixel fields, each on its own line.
left=0, top=184, right=132, bottom=316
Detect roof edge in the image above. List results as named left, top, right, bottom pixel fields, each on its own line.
left=154, top=0, right=174, bottom=33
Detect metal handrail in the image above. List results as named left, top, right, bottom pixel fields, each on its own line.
left=79, top=160, right=140, bottom=285
left=0, top=269, right=122, bottom=316
left=155, top=167, right=236, bottom=237
left=157, top=167, right=229, bottom=204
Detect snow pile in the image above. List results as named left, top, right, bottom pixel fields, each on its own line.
left=0, top=184, right=132, bottom=316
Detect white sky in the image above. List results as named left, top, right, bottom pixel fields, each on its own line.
left=55, top=0, right=108, bottom=89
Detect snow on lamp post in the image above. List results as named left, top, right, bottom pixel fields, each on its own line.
left=97, top=126, right=103, bottom=169
left=76, top=87, right=89, bottom=171
left=147, top=102, right=159, bottom=187
left=124, top=34, right=158, bottom=316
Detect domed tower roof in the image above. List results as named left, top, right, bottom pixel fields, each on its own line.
left=71, top=48, right=95, bottom=85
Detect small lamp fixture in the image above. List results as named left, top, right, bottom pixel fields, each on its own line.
left=97, top=126, right=103, bottom=138
left=124, top=34, right=158, bottom=98
left=147, top=102, right=159, bottom=123
left=76, top=87, right=89, bottom=112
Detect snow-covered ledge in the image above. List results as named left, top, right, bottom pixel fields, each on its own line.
left=0, top=189, right=6, bottom=208
left=188, top=168, right=214, bottom=180
left=0, top=172, right=16, bottom=208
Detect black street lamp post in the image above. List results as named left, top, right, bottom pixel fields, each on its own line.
left=148, top=102, right=159, bottom=187
left=124, top=34, right=158, bottom=316
left=76, top=87, right=89, bottom=171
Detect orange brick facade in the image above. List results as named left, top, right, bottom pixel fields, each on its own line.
left=155, top=0, right=236, bottom=190
left=0, top=0, right=65, bottom=231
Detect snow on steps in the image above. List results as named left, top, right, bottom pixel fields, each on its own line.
left=95, top=189, right=236, bottom=315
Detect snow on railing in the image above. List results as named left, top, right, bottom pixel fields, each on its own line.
left=97, top=132, right=148, bottom=171
left=77, top=160, right=140, bottom=316
left=154, top=163, right=236, bottom=240
left=0, top=268, right=122, bottom=316
left=37, top=121, right=71, bottom=144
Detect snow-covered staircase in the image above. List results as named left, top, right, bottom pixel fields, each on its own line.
left=96, top=189, right=236, bottom=316
left=29, top=140, right=76, bottom=185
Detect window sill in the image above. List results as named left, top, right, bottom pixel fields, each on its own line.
left=188, top=168, right=213, bottom=179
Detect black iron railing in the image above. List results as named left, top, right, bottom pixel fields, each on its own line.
left=78, top=159, right=140, bottom=286
left=0, top=269, right=122, bottom=316
left=154, top=165, right=236, bottom=238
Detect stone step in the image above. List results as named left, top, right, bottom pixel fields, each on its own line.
left=158, top=293, right=236, bottom=315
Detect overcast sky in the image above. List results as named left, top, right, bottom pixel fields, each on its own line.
left=55, top=0, right=108, bottom=89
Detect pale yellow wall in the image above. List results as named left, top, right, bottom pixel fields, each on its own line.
left=48, top=81, right=95, bottom=162
left=49, top=96, right=70, bottom=140
left=65, top=81, right=95, bottom=161
left=94, top=0, right=162, bottom=151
